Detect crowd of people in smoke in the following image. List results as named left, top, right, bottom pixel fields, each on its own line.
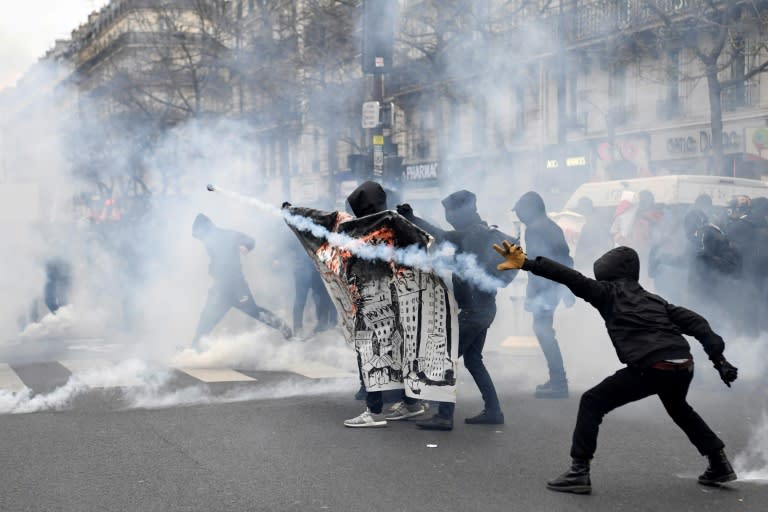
left=573, top=190, right=768, bottom=338
left=14, top=177, right=749, bottom=494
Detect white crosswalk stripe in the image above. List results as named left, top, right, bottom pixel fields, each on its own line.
left=0, top=363, right=27, bottom=392
left=287, top=362, right=356, bottom=379
left=59, top=359, right=145, bottom=388
left=176, top=368, right=257, bottom=383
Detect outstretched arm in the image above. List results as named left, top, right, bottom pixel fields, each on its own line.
left=665, top=304, right=725, bottom=361
left=665, top=303, right=737, bottom=386
left=396, top=204, right=458, bottom=245
left=493, top=241, right=609, bottom=308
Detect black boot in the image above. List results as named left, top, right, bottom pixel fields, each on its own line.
left=698, top=449, right=737, bottom=486
left=415, top=414, right=453, bottom=431
left=465, top=410, right=505, bottom=425
left=546, top=459, right=591, bottom=494
left=535, top=378, right=569, bottom=399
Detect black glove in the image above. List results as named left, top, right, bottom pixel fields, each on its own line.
left=396, top=203, right=415, bottom=220
left=713, top=358, right=738, bottom=387
left=281, top=202, right=292, bottom=209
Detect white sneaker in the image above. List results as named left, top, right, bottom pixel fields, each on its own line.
left=385, top=401, right=426, bottom=420
left=343, top=408, right=387, bottom=428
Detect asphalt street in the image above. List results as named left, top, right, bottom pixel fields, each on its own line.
left=0, top=337, right=765, bottom=512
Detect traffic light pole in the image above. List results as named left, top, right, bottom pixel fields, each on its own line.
left=370, top=73, right=385, bottom=180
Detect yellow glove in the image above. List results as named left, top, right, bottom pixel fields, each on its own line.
left=492, top=240, right=526, bottom=271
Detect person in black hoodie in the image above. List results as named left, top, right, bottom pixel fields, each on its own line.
left=513, top=191, right=574, bottom=398
left=191, top=213, right=292, bottom=348
left=493, top=241, right=739, bottom=494
left=724, top=195, right=768, bottom=336
left=397, top=190, right=516, bottom=430
left=340, top=181, right=427, bottom=427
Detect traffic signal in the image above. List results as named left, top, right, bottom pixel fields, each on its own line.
left=362, top=0, right=398, bottom=73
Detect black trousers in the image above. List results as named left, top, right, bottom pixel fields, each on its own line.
left=571, top=364, right=724, bottom=460
left=437, top=308, right=500, bottom=419
left=293, top=271, right=336, bottom=332
left=193, top=278, right=288, bottom=345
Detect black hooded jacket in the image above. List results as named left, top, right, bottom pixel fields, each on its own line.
left=521, top=246, right=725, bottom=367
left=193, top=213, right=255, bottom=284
left=514, top=191, right=573, bottom=310
left=347, top=181, right=388, bottom=217
left=407, top=190, right=505, bottom=313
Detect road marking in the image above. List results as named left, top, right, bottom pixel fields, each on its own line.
left=288, top=362, right=356, bottom=379
left=500, top=336, right=539, bottom=349
left=176, top=368, right=257, bottom=383
left=59, top=359, right=145, bottom=388
left=0, top=363, right=27, bottom=392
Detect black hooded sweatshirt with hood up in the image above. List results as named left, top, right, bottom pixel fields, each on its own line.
left=521, top=246, right=725, bottom=367
left=405, top=190, right=507, bottom=313
left=514, top=191, right=573, bottom=310
left=192, top=213, right=255, bottom=284
left=346, top=181, right=388, bottom=217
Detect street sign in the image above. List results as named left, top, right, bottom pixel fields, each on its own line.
left=373, top=145, right=384, bottom=175
left=362, top=101, right=380, bottom=128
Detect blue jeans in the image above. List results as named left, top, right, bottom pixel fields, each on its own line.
left=438, top=308, right=500, bottom=419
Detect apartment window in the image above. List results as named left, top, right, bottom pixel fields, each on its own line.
left=726, top=37, right=747, bottom=110
left=610, top=63, right=626, bottom=124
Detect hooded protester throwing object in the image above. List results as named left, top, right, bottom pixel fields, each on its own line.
left=493, top=241, right=739, bottom=494
left=283, top=181, right=458, bottom=428
left=191, top=213, right=292, bottom=348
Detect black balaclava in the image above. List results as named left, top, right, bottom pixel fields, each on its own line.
left=441, top=190, right=481, bottom=229
left=593, top=246, right=640, bottom=281
left=347, top=181, right=388, bottom=217
left=513, top=191, right=546, bottom=225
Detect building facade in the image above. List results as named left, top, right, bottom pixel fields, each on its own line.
left=3, top=0, right=768, bottom=211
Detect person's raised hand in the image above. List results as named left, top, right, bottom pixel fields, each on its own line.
left=396, top=203, right=414, bottom=220
left=493, top=240, right=526, bottom=271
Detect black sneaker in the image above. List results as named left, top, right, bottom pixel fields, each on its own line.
left=465, top=410, right=504, bottom=425
left=535, top=379, right=569, bottom=399
left=415, top=414, right=453, bottom=431
left=698, top=449, right=737, bottom=486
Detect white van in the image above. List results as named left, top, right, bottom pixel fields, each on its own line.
left=551, top=175, right=768, bottom=251
left=561, top=175, right=768, bottom=211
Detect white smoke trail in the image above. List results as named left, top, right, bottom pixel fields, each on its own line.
left=734, top=410, right=768, bottom=483
left=209, top=184, right=508, bottom=292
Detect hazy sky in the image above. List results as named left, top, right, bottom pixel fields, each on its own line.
left=0, top=0, right=109, bottom=90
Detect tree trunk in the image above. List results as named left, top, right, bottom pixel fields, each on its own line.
left=706, top=65, right=725, bottom=175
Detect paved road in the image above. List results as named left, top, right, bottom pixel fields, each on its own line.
left=0, top=336, right=765, bottom=512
